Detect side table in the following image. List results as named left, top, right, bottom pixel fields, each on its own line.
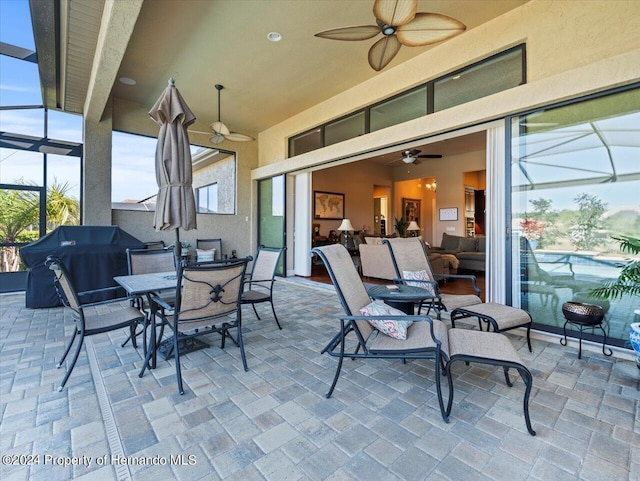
left=367, top=284, right=436, bottom=315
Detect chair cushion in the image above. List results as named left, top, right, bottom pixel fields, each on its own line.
left=402, top=270, right=436, bottom=297
left=196, top=248, right=215, bottom=262
left=364, top=236, right=383, bottom=245
left=369, top=319, right=449, bottom=355
left=359, top=300, right=412, bottom=340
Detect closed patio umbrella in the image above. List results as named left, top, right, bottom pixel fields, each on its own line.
left=150, top=78, right=197, bottom=258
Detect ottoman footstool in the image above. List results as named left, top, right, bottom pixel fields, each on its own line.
left=446, top=328, right=536, bottom=436
left=450, top=302, right=533, bottom=352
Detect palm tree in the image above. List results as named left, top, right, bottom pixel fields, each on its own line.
left=0, top=179, right=79, bottom=272
left=589, top=235, right=640, bottom=300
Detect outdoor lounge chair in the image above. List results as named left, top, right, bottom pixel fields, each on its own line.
left=385, top=237, right=482, bottom=317
left=45, top=255, right=144, bottom=391
left=197, top=238, right=223, bottom=260
left=312, top=244, right=452, bottom=422
left=241, top=245, right=286, bottom=329
left=313, top=244, right=537, bottom=435
left=145, top=258, right=248, bottom=395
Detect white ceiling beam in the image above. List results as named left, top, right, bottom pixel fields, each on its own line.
left=84, top=0, right=143, bottom=123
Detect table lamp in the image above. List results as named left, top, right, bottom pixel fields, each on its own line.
left=407, top=221, right=421, bottom=237
left=337, top=219, right=355, bottom=249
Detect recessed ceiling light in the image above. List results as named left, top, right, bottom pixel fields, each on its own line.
left=119, top=77, right=136, bottom=85
left=267, top=32, right=282, bottom=42
left=452, top=75, right=461, bottom=80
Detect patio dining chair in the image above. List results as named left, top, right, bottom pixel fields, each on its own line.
left=197, top=238, right=222, bottom=261
left=144, top=258, right=249, bottom=395
left=241, top=245, right=286, bottom=329
left=312, top=244, right=452, bottom=422
left=385, top=237, right=482, bottom=317
left=121, top=247, right=177, bottom=348
left=45, top=255, right=144, bottom=391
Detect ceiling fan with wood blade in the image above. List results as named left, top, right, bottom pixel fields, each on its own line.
left=315, top=0, right=465, bottom=71
left=208, top=84, right=253, bottom=144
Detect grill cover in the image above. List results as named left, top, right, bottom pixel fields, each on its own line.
left=20, top=226, right=144, bottom=308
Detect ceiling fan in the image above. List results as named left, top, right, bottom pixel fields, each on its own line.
left=315, top=0, right=466, bottom=71
left=208, top=84, right=254, bottom=144
left=389, top=149, right=442, bottom=165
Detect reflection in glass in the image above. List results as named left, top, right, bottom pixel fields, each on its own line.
left=289, top=129, right=321, bottom=157
left=435, top=48, right=523, bottom=112
left=325, top=111, right=365, bottom=146
left=371, top=87, right=427, bottom=132
left=258, top=175, right=285, bottom=275
left=511, top=87, right=640, bottom=347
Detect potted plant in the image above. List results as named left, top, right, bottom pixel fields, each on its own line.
left=394, top=217, right=408, bottom=237
left=180, top=242, right=191, bottom=256
left=589, top=235, right=640, bottom=368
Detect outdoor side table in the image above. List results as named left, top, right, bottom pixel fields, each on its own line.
left=367, top=284, right=435, bottom=315
left=560, top=301, right=612, bottom=359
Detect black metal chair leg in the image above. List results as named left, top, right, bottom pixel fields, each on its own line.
left=435, top=353, right=449, bottom=423
left=57, top=329, right=78, bottom=368
left=59, top=330, right=85, bottom=392
left=518, top=366, right=536, bottom=436
left=326, top=323, right=346, bottom=399
left=270, top=301, right=282, bottom=330
left=251, top=304, right=261, bottom=320
left=174, top=333, right=184, bottom=395
left=237, top=320, right=248, bottom=372
left=503, top=367, right=513, bottom=387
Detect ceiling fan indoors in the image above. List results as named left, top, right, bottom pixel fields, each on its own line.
left=315, top=0, right=466, bottom=71
left=195, top=84, right=254, bottom=144
left=389, top=149, right=442, bottom=165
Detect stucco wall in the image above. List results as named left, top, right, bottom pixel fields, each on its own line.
left=255, top=0, right=640, bottom=173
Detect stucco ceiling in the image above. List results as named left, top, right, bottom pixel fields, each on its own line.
left=51, top=0, right=528, bottom=143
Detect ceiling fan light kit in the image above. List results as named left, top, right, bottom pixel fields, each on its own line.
left=315, top=0, right=466, bottom=71
left=208, top=84, right=254, bottom=144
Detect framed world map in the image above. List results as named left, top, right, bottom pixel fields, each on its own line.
left=314, top=191, right=344, bottom=220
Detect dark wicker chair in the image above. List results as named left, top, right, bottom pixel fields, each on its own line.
left=144, top=258, right=249, bottom=395
left=241, top=245, right=286, bottom=329
left=45, top=255, right=144, bottom=391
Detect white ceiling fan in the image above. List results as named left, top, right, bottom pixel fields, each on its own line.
left=195, top=84, right=254, bottom=144
left=387, top=149, right=442, bottom=165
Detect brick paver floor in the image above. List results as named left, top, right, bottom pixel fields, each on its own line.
left=1, top=279, right=638, bottom=480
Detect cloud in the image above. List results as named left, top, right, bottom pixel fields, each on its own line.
left=0, top=83, right=37, bottom=93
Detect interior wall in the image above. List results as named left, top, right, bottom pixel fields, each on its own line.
left=311, top=162, right=393, bottom=237
left=393, top=149, right=486, bottom=246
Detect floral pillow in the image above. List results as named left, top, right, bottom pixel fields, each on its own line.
left=359, top=300, right=412, bottom=340
left=402, top=270, right=436, bottom=297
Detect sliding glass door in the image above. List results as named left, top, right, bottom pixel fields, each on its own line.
left=257, top=175, right=286, bottom=275
left=510, top=86, right=640, bottom=347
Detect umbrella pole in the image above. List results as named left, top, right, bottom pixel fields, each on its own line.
left=175, top=228, right=182, bottom=267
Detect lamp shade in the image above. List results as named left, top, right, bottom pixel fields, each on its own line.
left=337, top=219, right=355, bottom=231
left=407, top=221, right=421, bottom=231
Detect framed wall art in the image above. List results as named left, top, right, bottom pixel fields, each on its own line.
left=314, top=191, right=345, bottom=220
left=402, top=198, right=421, bottom=223
left=439, top=207, right=458, bottom=221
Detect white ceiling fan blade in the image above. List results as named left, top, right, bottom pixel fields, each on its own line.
left=210, top=120, right=230, bottom=136
left=209, top=133, right=226, bottom=145
left=224, top=132, right=254, bottom=142
left=373, top=0, right=417, bottom=27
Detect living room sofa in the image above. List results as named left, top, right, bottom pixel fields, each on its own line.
left=358, top=237, right=450, bottom=280
left=427, top=232, right=486, bottom=272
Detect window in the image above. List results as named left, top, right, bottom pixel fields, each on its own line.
left=325, top=111, right=365, bottom=146
left=510, top=85, right=640, bottom=348
left=197, top=183, right=218, bottom=213
left=434, top=46, right=525, bottom=112
left=370, top=86, right=427, bottom=132
left=287, top=45, right=526, bottom=157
